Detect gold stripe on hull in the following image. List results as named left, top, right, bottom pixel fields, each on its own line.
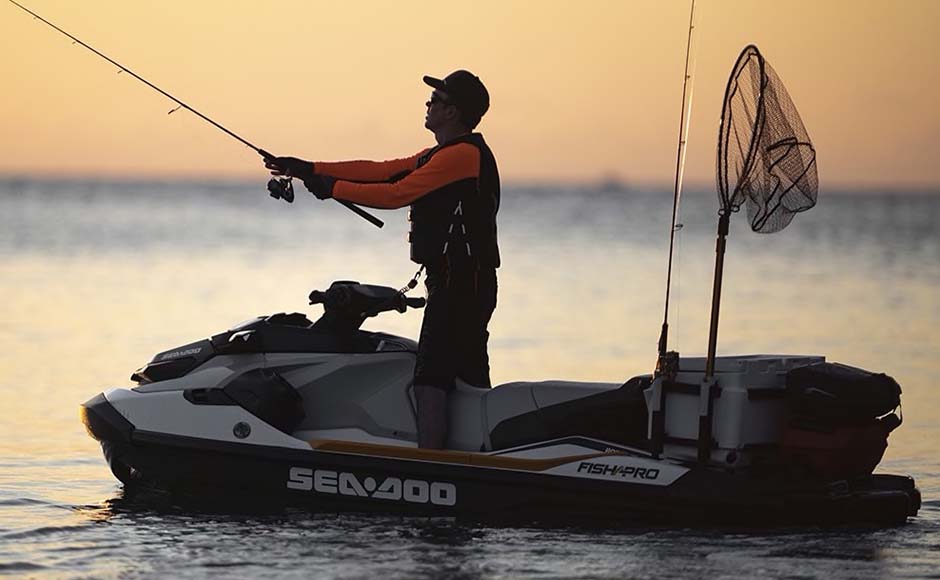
left=308, top=439, right=618, bottom=471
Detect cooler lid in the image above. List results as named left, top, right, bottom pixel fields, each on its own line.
left=678, top=354, right=825, bottom=374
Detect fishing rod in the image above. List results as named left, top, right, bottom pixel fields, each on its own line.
left=655, top=0, right=697, bottom=376
left=6, top=0, right=383, bottom=228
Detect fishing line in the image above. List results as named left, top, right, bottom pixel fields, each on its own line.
left=7, top=0, right=262, bottom=152
left=6, top=0, right=383, bottom=228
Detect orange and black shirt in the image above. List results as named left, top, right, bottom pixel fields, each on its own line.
left=316, top=133, right=500, bottom=268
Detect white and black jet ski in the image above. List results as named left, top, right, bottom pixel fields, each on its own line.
left=81, top=280, right=920, bottom=525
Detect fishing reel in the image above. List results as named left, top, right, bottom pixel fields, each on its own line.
left=267, top=177, right=295, bottom=203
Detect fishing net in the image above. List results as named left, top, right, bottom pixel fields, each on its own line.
left=717, top=45, right=818, bottom=233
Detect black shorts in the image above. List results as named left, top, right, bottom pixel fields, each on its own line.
left=413, top=263, right=497, bottom=390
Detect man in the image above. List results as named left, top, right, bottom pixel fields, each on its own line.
left=264, top=70, right=500, bottom=449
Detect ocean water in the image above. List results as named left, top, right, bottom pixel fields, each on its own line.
left=0, top=178, right=938, bottom=579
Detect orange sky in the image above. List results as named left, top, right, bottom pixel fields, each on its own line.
left=1, top=0, right=937, bottom=188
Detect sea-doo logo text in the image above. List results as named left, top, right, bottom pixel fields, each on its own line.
left=286, top=468, right=456, bottom=506
left=577, top=461, right=660, bottom=480
left=159, top=347, right=202, bottom=361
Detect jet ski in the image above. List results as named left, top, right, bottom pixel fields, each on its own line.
left=81, top=280, right=920, bottom=525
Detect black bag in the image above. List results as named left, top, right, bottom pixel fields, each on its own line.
left=786, top=362, right=901, bottom=425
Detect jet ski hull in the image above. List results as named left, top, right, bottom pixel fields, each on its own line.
left=82, top=393, right=920, bottom=526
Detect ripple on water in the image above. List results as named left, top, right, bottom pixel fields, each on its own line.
left=0, top=562, right=47, bottom=572
left=0, top=498, right=52, bottom=507
left=0, top=523, right=92, bottom=541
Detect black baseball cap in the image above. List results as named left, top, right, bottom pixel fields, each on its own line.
left=423, top=70, right=489, bottom=128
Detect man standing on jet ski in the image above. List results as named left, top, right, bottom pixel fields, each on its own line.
left=264, top=70, right=500, bottom=449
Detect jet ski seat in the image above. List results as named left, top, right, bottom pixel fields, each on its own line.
left=448, top=377, right=650, bottom=451
left=448, top=380, right=622, bottom=451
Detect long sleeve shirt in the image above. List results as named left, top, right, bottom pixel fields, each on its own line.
left=315, top=143, right=482, bottom=210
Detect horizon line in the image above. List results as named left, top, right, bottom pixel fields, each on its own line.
left=0, top=172, right=938, bottom=196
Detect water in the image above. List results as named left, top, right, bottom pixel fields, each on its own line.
left=1, top=178, right=939, bottom=578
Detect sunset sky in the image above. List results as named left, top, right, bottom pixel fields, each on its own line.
left=1, top=0, right=937, bottom=189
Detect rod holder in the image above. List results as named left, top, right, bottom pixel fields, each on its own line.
left=697, top=377, right=718, bottom=464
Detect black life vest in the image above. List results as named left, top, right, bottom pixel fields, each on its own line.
left=408, top=133, right=500, bottom=268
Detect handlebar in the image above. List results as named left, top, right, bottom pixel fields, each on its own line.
left=308, top=281, right=424, bottom=318
left=404, top=296, right=426, bottom=309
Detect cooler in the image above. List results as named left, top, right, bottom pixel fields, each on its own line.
left=645, top=354, right=825, bottom=466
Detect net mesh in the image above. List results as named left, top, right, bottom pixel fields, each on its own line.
left=717, top=45, right=818, bottom=233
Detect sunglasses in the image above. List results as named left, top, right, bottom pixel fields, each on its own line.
left=426, top=94, right=455, bottom=107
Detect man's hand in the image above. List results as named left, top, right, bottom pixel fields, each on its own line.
left=264, top=156, right=315, bottom=180
left=302, top=175, right=336, bottom=200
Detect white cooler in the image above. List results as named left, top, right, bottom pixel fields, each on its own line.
left=645, top=354, right=825, bottom=466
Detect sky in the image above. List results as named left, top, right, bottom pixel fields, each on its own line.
left=0, top=0, right=937, bottom=189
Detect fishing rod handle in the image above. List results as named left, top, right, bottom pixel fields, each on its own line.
left=339, top=199, right=384, bottom=228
